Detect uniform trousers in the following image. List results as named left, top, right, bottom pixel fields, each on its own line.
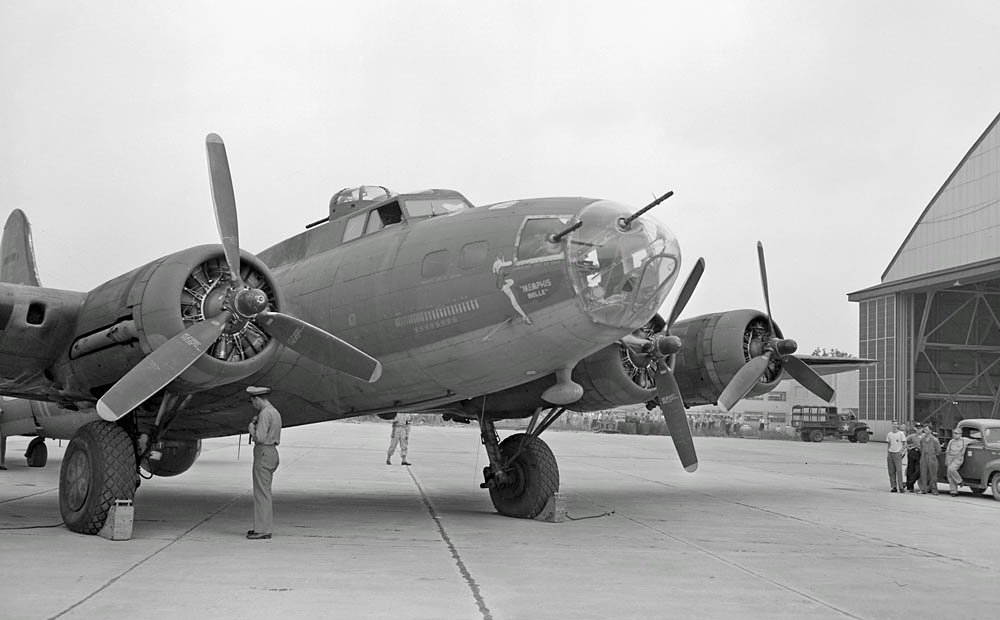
left=252, top=444, right=279, bottom=534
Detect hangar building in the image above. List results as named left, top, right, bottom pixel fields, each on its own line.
left=849, top=111, right=1000, bottom=437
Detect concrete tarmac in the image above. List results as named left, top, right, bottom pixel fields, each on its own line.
left=1, top=422, right=995, bottom=620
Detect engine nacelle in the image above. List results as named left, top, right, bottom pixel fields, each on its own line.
left=670, top=309, right=782, bottom=406
left=55, top=245, right=283, bottom=401
left=141, top=439, right=202, bottom=477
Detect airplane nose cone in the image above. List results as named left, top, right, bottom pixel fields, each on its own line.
left=565, top=200, right=680, bottom=329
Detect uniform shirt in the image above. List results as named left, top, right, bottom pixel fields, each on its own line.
left=886, top=430, right=906, bottom=453
left=392, top=414, right=412, bottom=430
left=906, top=432, right=921, bottom=450
left=253, top=404, right=282, bottom=446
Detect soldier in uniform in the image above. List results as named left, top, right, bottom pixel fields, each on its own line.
left=246, top=386, right=282, bottom=539
left=386, top=413, right=412, bottom=466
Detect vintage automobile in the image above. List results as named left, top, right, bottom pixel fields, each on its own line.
left=936, top=418, right=1000, bottom=500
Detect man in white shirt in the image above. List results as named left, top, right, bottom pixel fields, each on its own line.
left=885, top=421, right=907, bottom=493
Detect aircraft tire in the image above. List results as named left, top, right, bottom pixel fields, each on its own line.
left=59, top=421, right=136, bottom=535
left=489, top=433, right=559, bottom=519
left=25, top=438, right=48, bottom=467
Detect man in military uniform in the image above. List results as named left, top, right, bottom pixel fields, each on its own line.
left=247, top=386, right=281, bottom=539
left=386, top=413, right=412, bottom=466
left=904, top=423, right=922, bottom=492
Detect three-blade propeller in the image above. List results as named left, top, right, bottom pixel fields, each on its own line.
left=623, top=257, right=705, bottom=472
left=716, top=242, right=833, bottom=410
left=96, top=134, right=382, bottom=422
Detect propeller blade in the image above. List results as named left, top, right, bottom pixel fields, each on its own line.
left=258, top=311, right=382, bottom=383
left=206, top=133, right=243, bottom=288
left=96, top=313, right=232, bottom=421
left=656, top=367, right=697, bottom=472
left=782, top=355, right=835, bottom=402
left=717, top=354, right=772, bottom=411
left=756, top=241, right=774, bottom=337
left=666, top=257, right=705, bottom=329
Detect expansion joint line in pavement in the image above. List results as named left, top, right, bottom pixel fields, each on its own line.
left=407, top=468, right=493, bottom=620
left=49, top=446, right=319, bottom=620
left=616, top=511, right=869, bottom=620
left=592, top=463, right=988, bottom=571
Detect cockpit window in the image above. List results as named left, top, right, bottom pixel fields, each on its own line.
left=404, top=198, right=470, bottom=218
left=343, top=212, right=366, bottom=242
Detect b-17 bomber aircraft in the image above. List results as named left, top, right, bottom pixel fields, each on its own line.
left=0, top=134, right=868, bottom=535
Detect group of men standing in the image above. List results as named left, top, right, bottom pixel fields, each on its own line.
left=886, top=421, right=970, bottom=496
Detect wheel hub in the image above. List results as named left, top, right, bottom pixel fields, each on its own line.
left=64, top=450, right=91, bottom=512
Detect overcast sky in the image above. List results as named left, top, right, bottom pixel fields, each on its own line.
left=2, top=1, right=999, bottom=355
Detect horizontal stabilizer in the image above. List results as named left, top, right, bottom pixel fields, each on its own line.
left=2, top=209, right=41, bottom=286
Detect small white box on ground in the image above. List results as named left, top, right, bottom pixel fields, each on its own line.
left=98, top=499, right=134, bottom=541
left=534, top=492, right=567, bottom=523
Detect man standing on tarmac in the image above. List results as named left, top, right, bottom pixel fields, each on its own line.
left=918, top=425, right=942, bottom=495
left=885, top=421, right=906, bottom=492
left=247, top=386, right=281, bottom=539
left=904, top=423, right=922, bottom=492
left=386, top=413, right=412, bottom=466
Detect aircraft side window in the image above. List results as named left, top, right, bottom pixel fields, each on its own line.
left=376, top=202, right=404, bottom=228
left=422, top=249, right=450, bottom=279
left=343, top=212, right=366, bottom=242
left=459, top=241, right=489, bottom=270
left=516, top=218, right=565, bottom=261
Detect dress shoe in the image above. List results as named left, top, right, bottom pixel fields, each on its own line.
left=401, top=461, right=411, bottom=466
left=246, top=531, right=272, bottom=540
left=386, top=458, right=391, bottom=465
left=247, top=530, right=256, bottom=536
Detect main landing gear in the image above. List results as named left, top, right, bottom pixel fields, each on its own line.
left=478, top=407, right=563, bottom=519
left=59, top=421, right=138, bottom=534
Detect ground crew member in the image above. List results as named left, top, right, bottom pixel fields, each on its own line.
left=904, top=423, right=922, bottom=492
left=247, top=385, right=281, bottom=539
left=386, top=413, right=412, bottom=466
left=945, top=428, right=972, bottom=496
left=918, top=425, right=941, bottom=495
left=885, top=421, right=906, bottom=492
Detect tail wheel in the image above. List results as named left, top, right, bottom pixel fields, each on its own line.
left=489, top=433, right=559, bottom=519
left=59, top=421, right=137, bottom=534
left=25, top=437, right=47, bottom=467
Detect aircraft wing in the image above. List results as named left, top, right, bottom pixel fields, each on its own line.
left=787, top=355, right=876, bottom=378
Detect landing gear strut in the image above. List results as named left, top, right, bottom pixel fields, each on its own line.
left=478, top=407, right=563, bottom=519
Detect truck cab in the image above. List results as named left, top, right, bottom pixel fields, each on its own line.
left=791, top=405, right=871, bottom=443
left=935, top=418, right=1000, bottom=499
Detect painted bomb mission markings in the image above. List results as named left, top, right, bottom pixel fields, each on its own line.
left=394, top=299, right=481, bottom=333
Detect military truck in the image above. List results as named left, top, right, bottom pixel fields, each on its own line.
left=791, top=405, right=870, bottom=443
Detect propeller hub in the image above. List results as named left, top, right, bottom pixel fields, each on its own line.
left=233, top=287, right=269, bottom=318
left=652, top=334, right=682, bottom=357
left=774, top=338, right=797, bottom=356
